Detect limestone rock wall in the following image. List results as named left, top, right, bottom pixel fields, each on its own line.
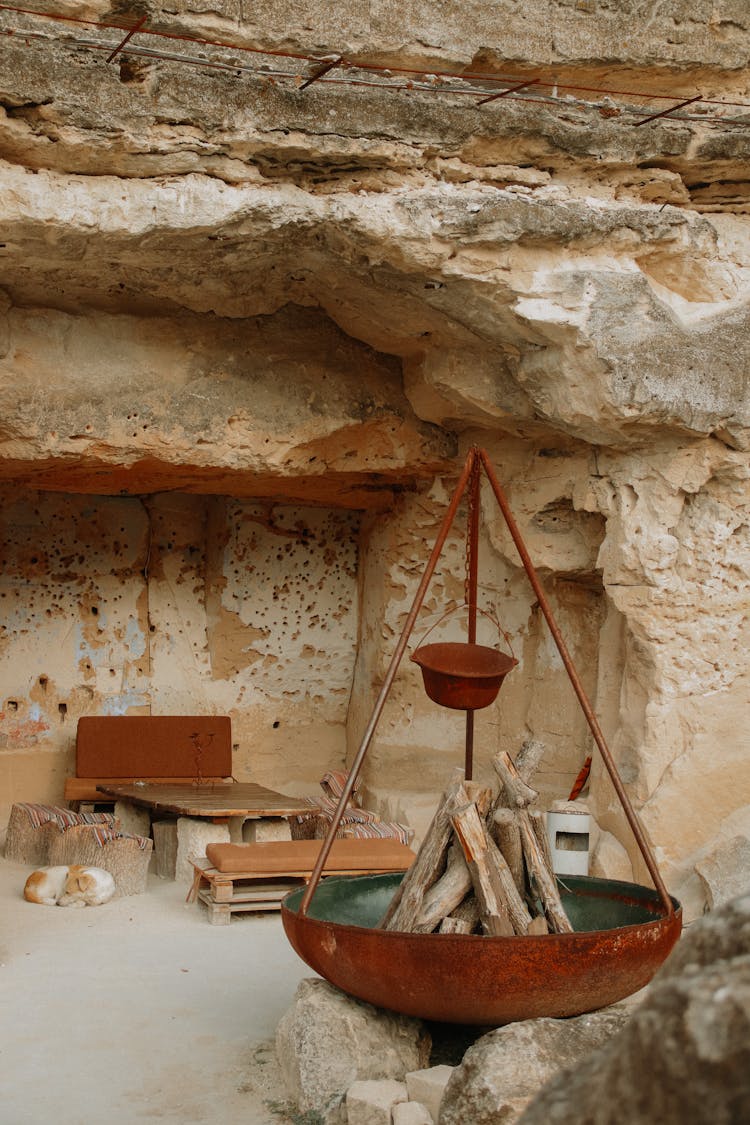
left=0, top=490, right=361, bottom=811
left=0, top=2, right=748, bottom=912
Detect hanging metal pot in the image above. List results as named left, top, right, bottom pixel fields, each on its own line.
left=410, top=604, right=517, bottom=711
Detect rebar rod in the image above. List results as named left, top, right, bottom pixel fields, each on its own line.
left=298, top=448, right=479, bottom=915
left=478, top=449, right=674, bottom=916
left=464, top=453, right=481, bottom=780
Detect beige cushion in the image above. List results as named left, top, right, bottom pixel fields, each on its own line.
left=205, top=838, right=414, bottom=875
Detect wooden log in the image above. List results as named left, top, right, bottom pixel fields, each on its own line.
left=4, top=806, right=57, bottom=866
left=528, top=808, right=556, bottom=875
left=414, top=842, right=472, bottom=933
left=526, top=811, right=555, bottom=934
left=48, top=825, right=153, bottom=897
left=518, top=810, right=573, bottom=934
left=484, top=834, right=533, bottom=935
left=490, top=807, right=525, bottom=896
left=4, top=805, right=119, bottom=865
left=464, top=783, right=493, bottom=820
left=438, top=915, right=472, bottom=935
left=451, top=804, right=514, bottom=937
left=381, top=779, right=468, bottom=931
left=491, top=750, right=538, bottom=809
left=449, top=893, right=480, bottom=932
left=515, top=738, right=546, bottom=784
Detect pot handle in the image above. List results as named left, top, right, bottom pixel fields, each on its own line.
left=411, top=601, right=516, bottom=661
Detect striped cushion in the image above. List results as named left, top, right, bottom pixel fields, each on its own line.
left=319, top=769, right=360, bottom=800
left=339, top=821, right=414, bottom=846
left=84, top=825, right=151, bottom=851
left=315, top=795, right=380, bottom=823
left=16, top=803, right=117, bottom=831
left=290, top=771, right=413, bottom=848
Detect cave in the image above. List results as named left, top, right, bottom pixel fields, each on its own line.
left=1, top=1, right=749, bottom=922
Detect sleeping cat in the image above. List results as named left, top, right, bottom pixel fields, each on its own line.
left=23, top=865, right=116, bottom=907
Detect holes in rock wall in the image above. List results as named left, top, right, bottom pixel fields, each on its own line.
left=0, top=492, right=149, bottom=717
left=1, top=492, right=360, bottom=722
left=219, top=502, right=360, bottom=700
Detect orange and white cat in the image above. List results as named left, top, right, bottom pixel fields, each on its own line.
left=23, top=865, right=116, bottom=907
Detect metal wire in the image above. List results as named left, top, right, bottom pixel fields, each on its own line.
left=1, top=2, right=748, bottom=130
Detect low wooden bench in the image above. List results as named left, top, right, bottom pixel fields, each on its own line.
left=188, top=839, right=415, bottom=925
left=64, top=715, right=232, bottom=805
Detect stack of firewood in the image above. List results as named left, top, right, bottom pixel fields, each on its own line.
left=380, top=740, right=573, bottom=936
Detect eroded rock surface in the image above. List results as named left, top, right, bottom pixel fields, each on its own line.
left=275, top=978, right=430, bottom=1124
left=519, top=894, right=750, bottom=1125
left=438, top=1007, right=630, bottom=1125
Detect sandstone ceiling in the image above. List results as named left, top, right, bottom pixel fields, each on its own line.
left=0, top=1, right=749, bottom=500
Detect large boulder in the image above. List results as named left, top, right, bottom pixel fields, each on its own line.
left=437, top=1007, right=630, bottom=1124
left=519, top=893, right=750, bottom=1124
left=275, top=979, right=430, bottom=1123
left=695, top=836, right=750, bottom=912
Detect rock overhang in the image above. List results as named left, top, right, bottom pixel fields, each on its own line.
left=0, top=5, right=748, bottom=479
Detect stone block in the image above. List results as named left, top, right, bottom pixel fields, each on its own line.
left=439, top=1007, right=629, bottom=1125
left=393, top=1102, right=434, bottom=1125
left=405, top=1066, right=453, bottom=1123
left=276, top=978, right=430, bottom=1124
left=152, top=820, right=178, bottom=879
left=242, top=817, right=292, bottom=843
left=114, top=801, right=151, bottom=840
left=346, top=1079, right=408, bottom=1125
left=175, top=817, right=230, bottom=884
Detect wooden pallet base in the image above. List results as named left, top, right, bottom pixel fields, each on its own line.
left=196, top=882, right=304, bottom=924
left=189, top=857, right=307, bottom=924
left=188, top=845, right=414, bottom=924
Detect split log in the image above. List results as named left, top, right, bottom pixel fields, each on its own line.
left=464, top=782, right=493, bottom=819
left=526, top=811, right=556, bottom=933
left=381, top=779, right=468, bottom=931
left=518, top=810, right=573, bottom=934
left=414, top=842, right=472, bottom=933
left=515, top=738, right=546, bottom=784
left=447, top=893, right=480, bottom=933
left=451, top=804, right=514, bottom=937
left=439, top=916, right=472, bottom=935
left=528, top=808, right=556, bottom=875
left=492, top=750, right=538, bottom=809
left=490, top=807, right=525, bottom=897
left=492, top=807, right=550, bottom=932
left=485, top=834, right=533, bottom=934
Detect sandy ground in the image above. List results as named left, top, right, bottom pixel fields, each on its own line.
left=0, top=856, right=316, bottom=1124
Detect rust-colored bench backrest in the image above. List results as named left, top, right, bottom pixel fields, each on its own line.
left=76, top=716, right=232, bottom=779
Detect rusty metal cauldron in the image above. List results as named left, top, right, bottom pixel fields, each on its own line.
left=285, top=447, right=681, bottom=1025
left=410, top=604, right=518, bottom=711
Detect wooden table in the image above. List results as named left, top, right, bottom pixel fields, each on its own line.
left=97, top=781, right=310, bottom=822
